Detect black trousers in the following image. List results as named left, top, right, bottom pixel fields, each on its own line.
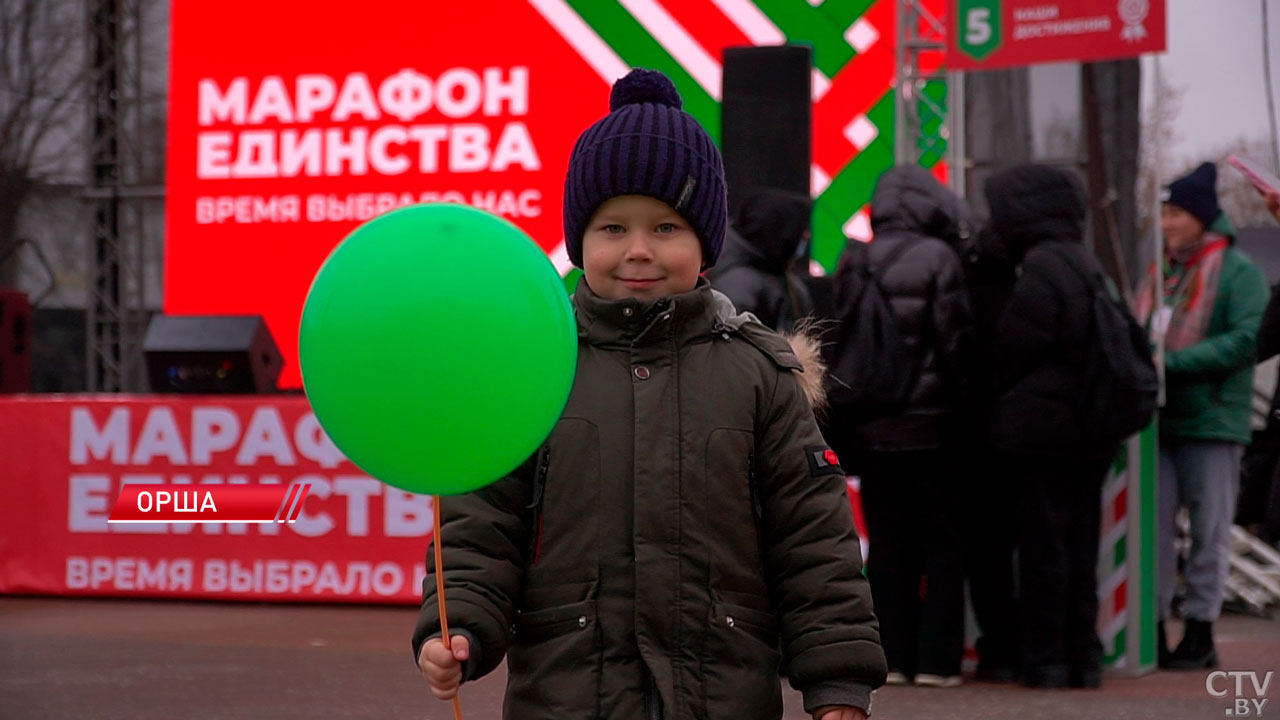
left=1005, top=453, right=1109, bottom=674
left=963, top=445, right=1019, bottom=670
left=859, top=450, right=966, bottom=676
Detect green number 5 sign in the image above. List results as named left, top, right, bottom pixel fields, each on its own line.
left=957, top=0, right=1002, bottom=61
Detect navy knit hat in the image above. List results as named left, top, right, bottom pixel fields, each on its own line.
left=1164, top=162, right=1221, bottom=228
left=563, top=68, right=727, bottom=269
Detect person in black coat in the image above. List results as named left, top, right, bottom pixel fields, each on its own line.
left=1241, top=191, right=1280, bottom=545
left=1238, top=286, right=1280, bottom=545
left=943, top=212, right=1021, bottom=684
left=710, top=188, right=814, bottom=332
left=829, top=165, right=974, bottom=687
left=985, top=164, right=1117, bottom=689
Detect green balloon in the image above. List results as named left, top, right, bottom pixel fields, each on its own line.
left=299, top=204, right=577, bottom=495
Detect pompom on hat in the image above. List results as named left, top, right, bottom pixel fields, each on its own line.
left=562, top=68, right=727, bottom=269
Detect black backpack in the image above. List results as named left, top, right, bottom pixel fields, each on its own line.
left=823, top=240, right=920, bottom=421
left=1045, top=244, right=1159, bottom=447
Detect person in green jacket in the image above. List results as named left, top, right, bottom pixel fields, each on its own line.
left=413, top=68, right=886, bottom=720
left=1136, top=162, right=1268, bottom=670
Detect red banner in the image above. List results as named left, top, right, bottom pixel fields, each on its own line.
left=948, top=0, right=1166, bottom=71
left=164, top=1, right=607, bottom=388
left=0, top=396, right=436, bottom=604
left=0, top=396, right=869, bottom=604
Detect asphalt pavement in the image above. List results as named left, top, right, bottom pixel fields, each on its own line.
left=1, top=597, right=1276, bottom=719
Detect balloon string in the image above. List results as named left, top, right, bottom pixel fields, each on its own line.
left=434, top=496, right=464, bottom=720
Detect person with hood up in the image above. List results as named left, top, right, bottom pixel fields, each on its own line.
left=986, top=164, right=1119, bottom=689
left=826, top=164, right=973, bottom=689
left=1135, top=162, right=1268, bottom=670
left=709, top=188, right=815, bottom=333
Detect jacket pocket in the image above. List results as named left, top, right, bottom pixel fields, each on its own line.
left=529, top=418, right=600, bottom=582
left=705, top=428, right=765, bottom=589
left=703, top=601, right=783, bottom=720
left=506, top=599, right=601, bottom=719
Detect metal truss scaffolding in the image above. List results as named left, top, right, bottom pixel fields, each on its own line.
left=86, top=0, right=147, bottom=392
left=895, top=0, right=966, bottom=195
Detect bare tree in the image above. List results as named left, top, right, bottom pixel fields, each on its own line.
left=1198, top=136, right=1280, bottom=228
left=1137, top=68, right=1185, bottom=243
left=1040, top=108, right=1082, bottom=162
left=0, top=0, right=86, bottom=288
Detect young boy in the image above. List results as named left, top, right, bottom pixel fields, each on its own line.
left=413, top=68, right=885, bottom=720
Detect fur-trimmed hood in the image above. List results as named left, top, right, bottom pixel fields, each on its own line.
left=783, top=321, right=827, bottom=412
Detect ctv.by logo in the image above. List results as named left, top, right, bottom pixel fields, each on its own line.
left=1207, top=671, right=1273, bottom=717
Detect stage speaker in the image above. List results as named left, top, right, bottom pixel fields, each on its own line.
left=721, top=45, right=812, bottom=217
left=144, top=315, right=283, bottom=394
left=0, top=289, right=32, bottom=393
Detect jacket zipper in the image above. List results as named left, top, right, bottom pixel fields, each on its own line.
left=748, top=450, right=765, bottom=568
left=644, top=668, right=663, bottom=720
left=525, top=447, right=550, bottom=564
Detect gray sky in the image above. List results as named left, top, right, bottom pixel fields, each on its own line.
left=1155, top=0, right=1280, bottom=168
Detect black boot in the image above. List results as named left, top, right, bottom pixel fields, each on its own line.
left=1069, top=666, right=1102, bottom=689
left=1021, top=664, right=1069, bottom=689
left=1167, top=619, right=1219, bottom=670
left=1157, top=620, right=1172, bottom=669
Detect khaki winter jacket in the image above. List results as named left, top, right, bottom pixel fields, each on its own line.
left=412, top=278, right=886, bottom=719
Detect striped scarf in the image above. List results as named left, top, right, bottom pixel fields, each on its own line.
left=1135, top=235, right=1229, bottom=351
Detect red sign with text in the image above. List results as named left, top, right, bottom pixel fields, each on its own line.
left=948, top=0, right=1166, bottom=71
left=0, top=397, right=869, bottom=604
left=0, top=397, right=436, bottom=603
left=164, top=2, right=607, bottom=388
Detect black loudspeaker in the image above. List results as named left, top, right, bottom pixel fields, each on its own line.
left=144, top=315, right=283, bottom=394
left=0, top=289, right=32, bottom=393
left=721, top=45, right=812, bottom=217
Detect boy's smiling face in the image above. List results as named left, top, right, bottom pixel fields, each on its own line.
left=581, top=195, right=703, bottom=300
